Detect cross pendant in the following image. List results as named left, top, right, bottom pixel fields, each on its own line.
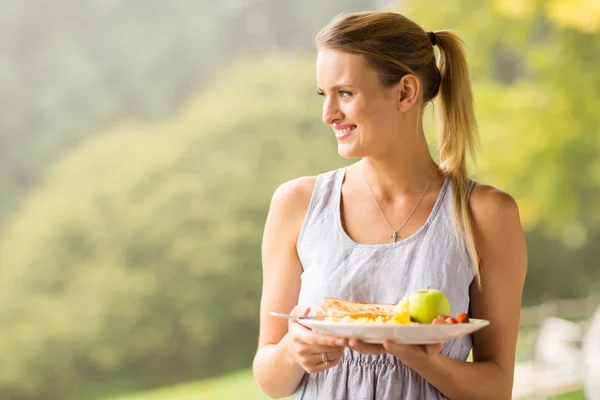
left=390, top=231, right=399, bottom=243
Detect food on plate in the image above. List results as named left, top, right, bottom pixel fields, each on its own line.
left=392, top=296, right=411, bottom=324
left=316, top=296, right=411, bottom=325
left=316, top=297, right=398, bottom=319
left=432, top=313, right=469, bottom=325
left=456, top=312, right=469, bottom=323
left=408, top=287, right=451, bottom=323
left=317, top=288, right=469, bottom=325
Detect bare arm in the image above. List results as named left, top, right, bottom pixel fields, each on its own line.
left=252, top=178, right=311, bottom=398
left=349, top=184, right=527, bottom=400
left=252, top=177, right=347, bottom=398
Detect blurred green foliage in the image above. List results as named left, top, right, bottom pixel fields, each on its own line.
left=408, top=0, right=600, bottom=232
left=0, top=0, right=598, bottom=399
left=0, top=0, right=225, bottom=225
left=410, top=0, right=600, bottom=301
left=0, top=0, right=371, bottom=224
left=0, top=56, right=346, bottom=400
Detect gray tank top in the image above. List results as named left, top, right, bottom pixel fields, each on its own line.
left=294, top=166, right=476, bottom=400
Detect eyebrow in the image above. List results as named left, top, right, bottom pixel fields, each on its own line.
left=317, top=84, right=355, bottom=91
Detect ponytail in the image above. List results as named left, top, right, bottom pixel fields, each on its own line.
left=434, top=31, right=481, bottom=286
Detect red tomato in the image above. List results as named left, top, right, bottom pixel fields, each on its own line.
left=456, top=313, right=469, bottom=323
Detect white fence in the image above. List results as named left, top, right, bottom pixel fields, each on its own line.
left=513, top=295, right=600, bottom=399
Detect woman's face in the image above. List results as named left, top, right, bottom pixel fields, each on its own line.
left=316, top=49, right=410, bottom=159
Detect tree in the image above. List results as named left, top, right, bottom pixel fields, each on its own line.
left=404, top=0, right=600, bottom=303
left=0, top=0, right=373, bottom=225
left=0, top=55, right=350, bottom=399
left=406, top=0, right=600, bottom=231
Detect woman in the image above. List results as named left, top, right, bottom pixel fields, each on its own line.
left=253, top=11, right=527, bottom=400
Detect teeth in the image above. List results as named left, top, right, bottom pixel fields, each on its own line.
left=334, top=126, right=355, bottom=135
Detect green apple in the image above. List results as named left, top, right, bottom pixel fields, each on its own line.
left=409, top=288, right=451, bottom=323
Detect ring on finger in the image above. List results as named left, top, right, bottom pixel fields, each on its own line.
left=321, top=352, right=329, bottom=365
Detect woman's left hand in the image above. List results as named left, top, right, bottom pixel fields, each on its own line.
left=347, top=339, right=444, bottom=369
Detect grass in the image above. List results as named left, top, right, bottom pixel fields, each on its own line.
left=550, top=389, right=585, bottom=400
left=103, top=369, right=286, bottom=400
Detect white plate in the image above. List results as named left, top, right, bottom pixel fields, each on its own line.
left=299, top=318, right=490, bottom=344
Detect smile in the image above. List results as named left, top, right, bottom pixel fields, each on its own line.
left=334, top=124, right=357, bottom=140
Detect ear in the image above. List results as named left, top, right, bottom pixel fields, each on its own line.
left=396, top=74, right=421, bottom=112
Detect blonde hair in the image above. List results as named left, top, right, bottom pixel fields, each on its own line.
left=315, top=11, right=481, bottom=284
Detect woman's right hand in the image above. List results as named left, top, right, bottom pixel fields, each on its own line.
left=285, top=305, right=348, bottom=374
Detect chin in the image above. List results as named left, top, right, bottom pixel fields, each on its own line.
left=337, top=144, right=365, bottom=159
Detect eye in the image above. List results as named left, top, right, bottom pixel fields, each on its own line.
left=339, top=90, right=352, bottom=98
left=317, top=90, right=326, bottom=98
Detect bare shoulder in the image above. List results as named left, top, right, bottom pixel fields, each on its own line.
left=469, top=182, right=520, bottom=226
left=468, top=182, right=527, bottom=270
left=271, top=176, right=317, bottom=208
left=270, top=176, right=317, bottom=217
left=266, top=176, right=318, bottom=244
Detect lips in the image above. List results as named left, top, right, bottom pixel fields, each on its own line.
left=333, top=124, right=357, bottom=140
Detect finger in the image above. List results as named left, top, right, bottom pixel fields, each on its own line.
left=292, top=342, right=345, bottom=358
left=290, top=305, right=310, bottom=317
left=382, top=340, right=443, bottom=356
left=299, top=330, right=348, bottom=348
left=302, top=348, right=343, bottom=372
left=291, top=330, right=347, bottom=356
left=311, top=349, right=344, bottom=364
left=383, top=339, right=407, bottom=352
left=426, top=343, right=444, bottom=354
left=318, top=355, right=343, bottom=368
left=289, top=306, right=313, bottom=331
left=382, top=338, right=420, bottom=350
left=299, top=343, right=346, bottom=354
left=306, top=351, right=344, bottom=373
left=348, top=339, right=387, bottom=354
left=305, top=354, right=342, bottom=374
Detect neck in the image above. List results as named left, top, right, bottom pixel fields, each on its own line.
left=359, top=128, right=441, bottom=199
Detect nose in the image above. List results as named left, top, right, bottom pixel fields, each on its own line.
left=322, top=99, right=343, bottom=125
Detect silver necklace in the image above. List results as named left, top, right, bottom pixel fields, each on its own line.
left=360, top=163, right=436, bottom=243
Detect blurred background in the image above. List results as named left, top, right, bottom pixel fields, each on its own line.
left=0, top=0, right=599, bottom=399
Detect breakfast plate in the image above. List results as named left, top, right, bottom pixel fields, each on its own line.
left=298, top=318, right=490, bottom=344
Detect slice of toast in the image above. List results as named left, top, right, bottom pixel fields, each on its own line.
left=316, top=297, right=398, bottom=319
